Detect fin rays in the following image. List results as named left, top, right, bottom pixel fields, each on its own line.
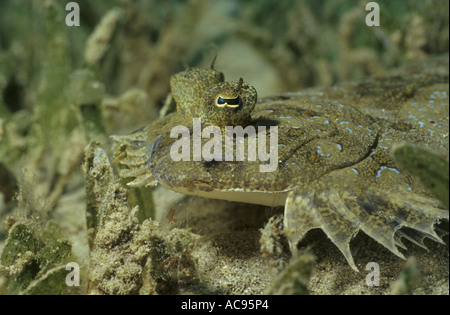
left=111, top=134, right=157, bottom=187
left=284, top=186, right=448, bottom=271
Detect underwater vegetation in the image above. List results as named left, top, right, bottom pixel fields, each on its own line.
left=393, top=143, right=449, bottom=209
left=0, top=0, right=448, bottom=294
left=0, top=220, right=76, bottom=294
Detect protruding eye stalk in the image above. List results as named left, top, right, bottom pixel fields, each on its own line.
left=215, top=95, right=242, bottom=108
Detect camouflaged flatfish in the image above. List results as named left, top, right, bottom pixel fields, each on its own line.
left=113, top=56, right=449, bottom=271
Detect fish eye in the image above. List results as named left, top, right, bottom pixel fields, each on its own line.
left=214, top=95, right=242, bottom=108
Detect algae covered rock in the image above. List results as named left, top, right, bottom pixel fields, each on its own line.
left=0, top=221, right=77, bottom=295
left=84, top=141, right=153, bottom=294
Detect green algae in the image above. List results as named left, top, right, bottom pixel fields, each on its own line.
left=23, top=265, right=74, bottom=295
left=266, top=251, right=315, bottom=295
left=1, top=224, right=36, bottom=267
left=66, top=70, right=106, bottom=141
left=391, top=257, right=422, bottom=295
left=0, top=221, right=76, bottom=294
left=393, top=143, right=449, bottom=209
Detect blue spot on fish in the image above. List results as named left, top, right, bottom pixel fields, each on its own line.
left=345, top=127, right=355, bottom=134
left=376, top=166, right=400, bottom=178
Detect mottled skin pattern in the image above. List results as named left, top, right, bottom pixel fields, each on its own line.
left=113, top=56, right=449, bottom=271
